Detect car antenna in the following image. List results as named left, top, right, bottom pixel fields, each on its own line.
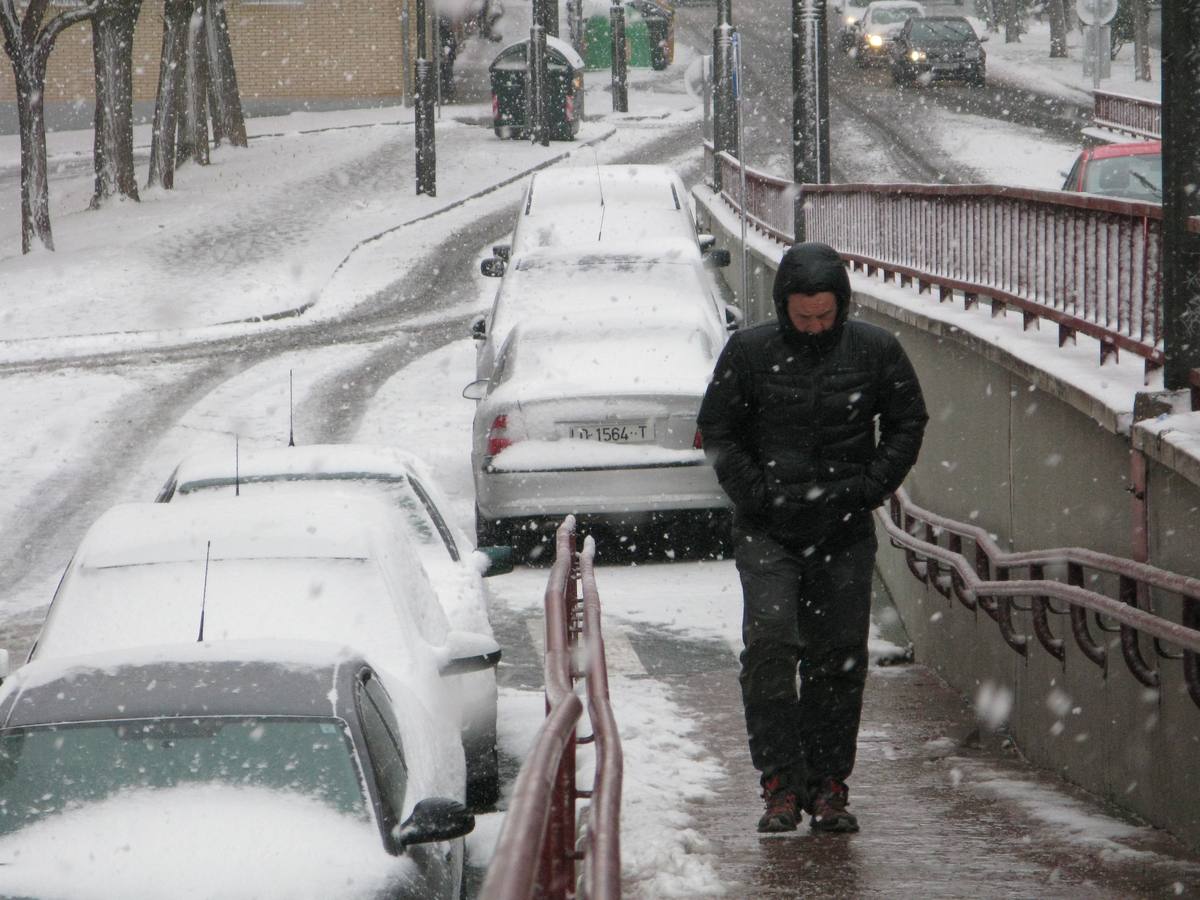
left=288, top=369, right=296, bottom=447
left=235, top=434, right=240, bottom=497
left=591, top=147, right=606, bottom=241
left=197, top=540, right=211, bottom=642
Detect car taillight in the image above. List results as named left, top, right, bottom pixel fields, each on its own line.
left=693, top=428, right=703, bottom=450
left=487, top=414, right=512, bottom=457
left=491, top=94, right=499, bottom=119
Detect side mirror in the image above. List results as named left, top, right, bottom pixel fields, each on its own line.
left=470, top=314, right=487, bottom=341
left=395, top=798, right=475, bottom=849
left=473, top=545, right=514, bottom=577
left=709, top=248, right=732, bottom=268
left=697, top=233, right=717, bottom=253
left=462, top=379, right=489, bottom=400
left=437, top=631, right=502, bottom=675
left=480, top=257, right=506, bottom=277
left=492, top=243, right=511, bottom=262
left=724, top=304, right=744, bottom=331
left=979, top=33, right=989, bottom=42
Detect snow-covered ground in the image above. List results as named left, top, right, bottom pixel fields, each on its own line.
left=1, top=8, right=1194, bottom=896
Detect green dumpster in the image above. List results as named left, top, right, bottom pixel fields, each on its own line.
left=582, top=4, right=653, bottom=70
left=489, top=36, right=586, bottom=141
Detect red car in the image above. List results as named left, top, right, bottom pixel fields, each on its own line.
left=1061, top=140, right=1161, bottom=203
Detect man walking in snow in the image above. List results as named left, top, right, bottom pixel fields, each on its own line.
left=697, top=241, right=928, bottom=833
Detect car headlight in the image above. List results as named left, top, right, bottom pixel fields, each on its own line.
left=910, top=49, right=926, bottom=62
left=867, top=33, right=883, bottom=48
left=844, top=14, right=857, bottom=25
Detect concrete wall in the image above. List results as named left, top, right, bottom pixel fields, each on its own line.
left=695, top=188, right=1200, bottom=851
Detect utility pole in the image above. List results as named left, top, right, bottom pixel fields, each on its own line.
left=792, top=0, right=831, bottom=241
left=711, top=0, right=737, bottom=190
left=529, top=0, right=550, bottom=145
left=1160, top=2, right=1200, bottom=390
left=414, top=0, right=436, bottom=195
left=611, top=0, right=629, bottom=112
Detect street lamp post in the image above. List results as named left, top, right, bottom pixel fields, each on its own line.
left=711, top=0, right=737, bottom=190
left=414, top=0, right=436, bottom=195
left=529, top=0, right=550, bottom=146
left=611, top=0, right=629, bottom=112
left=1160, top=2, right=1200, bottom=391
left=792, top=0, right=830, bottom=242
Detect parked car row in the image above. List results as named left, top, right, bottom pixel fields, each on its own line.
left=0, top=442, right=512, bottom=897
left=466, top=164, right=737, bottom=556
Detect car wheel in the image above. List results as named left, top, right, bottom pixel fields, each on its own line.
left=475, top=505, right=511, bottom=547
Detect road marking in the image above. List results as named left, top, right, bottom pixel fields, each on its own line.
left=524, top=615, right=648, bottom=678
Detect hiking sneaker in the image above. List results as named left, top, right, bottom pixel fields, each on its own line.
left=809, top=778, right=859, bottom=833
left=757, top=775, right=800, bottom=833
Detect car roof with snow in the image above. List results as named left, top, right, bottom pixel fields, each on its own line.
left=0, top=640, right=366, bottom=728
left=161, top=443, right=430, bottom=500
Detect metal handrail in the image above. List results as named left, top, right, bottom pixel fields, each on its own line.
left=1093, top=89, right=1161, bottom=140
left=480, top=517, right=623, bottom=900
left=881, top=488, right=1200, bottom=709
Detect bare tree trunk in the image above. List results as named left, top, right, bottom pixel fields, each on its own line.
left=176, top=1, right=210, bottom=166
left=204, top=0, right=246, bottom=147
left=1132, top=0, right=1150, bottom=81
left=2, top=0, right=97, bottom=252
left=90, top=0, right=143, bottom=208
left=148, top=0, right=191, bottom=189
left=1004, top=0, right=1022, bottom=43
left=1047, top=0, right=1069, bottom=57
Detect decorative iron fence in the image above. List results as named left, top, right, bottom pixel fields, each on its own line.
left=480, top=516, right=622, bottom=900
left=881, top=488, right=1200, bottom=710
left=1093, top=89, right=1161, bottom=140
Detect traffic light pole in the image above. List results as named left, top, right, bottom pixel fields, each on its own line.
left=711, top=0, right=737, bottom=191
left=611, top=0, right=629, bottom=112
left=1160, top=1, right=1200, bottom=390
left=792, top=0, right=830, bottom=241
left=414, top=0, right=436, bottom=195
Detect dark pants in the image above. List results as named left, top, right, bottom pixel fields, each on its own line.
left=734, top=528, right=876, bottom=808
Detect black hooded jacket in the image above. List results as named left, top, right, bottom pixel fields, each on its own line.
left=697, top=242, right=929, bottom=555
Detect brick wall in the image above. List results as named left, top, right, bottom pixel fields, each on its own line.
left=0, top=1, right=419, bottom=106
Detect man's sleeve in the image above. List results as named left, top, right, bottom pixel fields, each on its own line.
left=697, top=336, right=767, bottom=515
left=859, top=337, right=929, bottom=510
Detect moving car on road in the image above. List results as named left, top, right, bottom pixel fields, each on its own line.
left=855, top=0, right=926, bottom=66
left=464, top=317, right=731, bottom=555
left=26, top=495, right=504, bottom=808
left=0, top=642, right=474, bottom=899
left=1060, top=140, right=1162, bottom=204
left=890, top=16, right=986, bottom=85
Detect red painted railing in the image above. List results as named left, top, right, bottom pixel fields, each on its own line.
left=480, top=517, right=622, bottom=900
left=881, top=488, right=1200, bottom=710
left=1093, top=89, right=1161, bottom=140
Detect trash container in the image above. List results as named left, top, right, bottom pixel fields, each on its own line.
left=489, top=36, right=585, bottom=141
left=629, top=0, right=674, bottom=71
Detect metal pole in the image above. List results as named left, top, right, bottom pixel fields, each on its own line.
left=415, top=0, right=436, bottom=195
left=569, top=0, right=584, bottom=53
left=1160, top=1, right=1200, bottom=390
left=793, top=0, right=830, bottom=242
left=735, top=34, right=750, bottom=312
left=529, top=20, right=550, bottom=146
left=611, top=1, right=628, bottom=112
left=712, top=0, right=736, bottom=190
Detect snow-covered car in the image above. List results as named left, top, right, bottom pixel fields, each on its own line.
left=478, top=164, right=728, bottom=280
left=463, top=317, right=731, bottom=552
left=26, top=494, right=504, bottom=808
left=1061, top=140, right=1162, bottom=204
left=153, top=443, right=507, bottom=806
left=889, top=16, right=985, bottom=85
left=472, top=248, right=737, bottom=382
left=855, top=0, right=926, bottom=65
left=0, top=641, right=473, bottom=900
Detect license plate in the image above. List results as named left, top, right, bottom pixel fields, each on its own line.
left=568, top=421, right=655, bottom=443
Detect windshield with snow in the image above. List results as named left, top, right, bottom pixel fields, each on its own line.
left=0, top=717, right=368, bottom=835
